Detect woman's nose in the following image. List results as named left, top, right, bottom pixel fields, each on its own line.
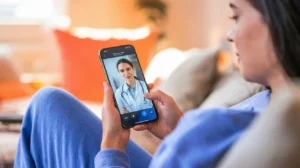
left=227, top=29, right=234, bottom=42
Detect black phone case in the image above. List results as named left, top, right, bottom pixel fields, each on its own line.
left=98, top=44, right=158, bottom=128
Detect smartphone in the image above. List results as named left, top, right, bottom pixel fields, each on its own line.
left=99, top=45, right=158, bottom=128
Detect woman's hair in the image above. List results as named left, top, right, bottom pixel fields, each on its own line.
left=248, top=0, right=300, bottom=77
left=116, top=59, right=134, bottom=70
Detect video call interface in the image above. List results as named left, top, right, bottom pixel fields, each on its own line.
left=102, top=46, right=157, bottom=124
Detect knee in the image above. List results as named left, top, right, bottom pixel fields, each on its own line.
left=23, top=87, right=103, bottom=140
left=27, top=86, right=78, bottom=118
left=27, top=86, right=102, bottom=132
left=31, top=86, right=71, bottom=106
left=32, top=86, right=63, bottom=98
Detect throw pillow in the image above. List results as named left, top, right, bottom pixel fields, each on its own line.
left=158, top=48, right=220, bottom=112
left=54, top=29, right=158, bottom=102
left=200, top=69, right=266, bottom=109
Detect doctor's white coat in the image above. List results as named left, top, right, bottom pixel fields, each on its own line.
left=115, top=79, right=153, bottom=114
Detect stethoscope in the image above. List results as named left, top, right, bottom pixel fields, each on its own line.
left=121, top=80, right=146, bottom=106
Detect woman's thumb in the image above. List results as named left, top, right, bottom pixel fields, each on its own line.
left=103, top=82, right=113, bottom=104
left=145, top=90, right=167, bottom=102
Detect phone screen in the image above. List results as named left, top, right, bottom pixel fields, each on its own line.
left=99, top=45, right=158, bottom=128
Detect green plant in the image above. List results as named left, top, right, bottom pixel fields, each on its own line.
left=136, top=0, right=167, bottom=24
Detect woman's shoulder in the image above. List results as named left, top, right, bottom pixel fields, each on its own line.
left=167, top=107, right=257, bottom=142
left=180, top=107, right=257, bottom=129
left=230, top=90, right=271, bottom=112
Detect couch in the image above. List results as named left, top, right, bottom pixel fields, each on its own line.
left=218, top=82, right=300, bottom=168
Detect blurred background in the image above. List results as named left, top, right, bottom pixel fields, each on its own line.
left=0, top=0, right=234, bottom=115
left=0, top=0, right=232, bottom=93
left=0, top=0, right=237, bottom=167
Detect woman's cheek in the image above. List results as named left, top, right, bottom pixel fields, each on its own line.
left=234, top=28, right=244, bottom=55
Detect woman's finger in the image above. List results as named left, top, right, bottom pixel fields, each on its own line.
left=144, top=90, right=169, bottom=103
left=148, top=83, right=154, bottom=90
left=133, top=124, right=148, bottom=131
left=122, top=107, right=128, bottom=113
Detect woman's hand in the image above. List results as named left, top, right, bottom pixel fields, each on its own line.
left=101, top=82, right=129, bottom=152
left=134, top=90, right=183, bottom=139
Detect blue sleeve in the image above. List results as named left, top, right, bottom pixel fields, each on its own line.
left=149, top=108, right=257, bottom=168
left=94, top=149, right=130, bottom=168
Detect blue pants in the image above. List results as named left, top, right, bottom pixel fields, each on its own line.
left=14, top=87, right=152, bottom=168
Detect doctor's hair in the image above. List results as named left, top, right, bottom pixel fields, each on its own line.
left=116, top=59, right=134, bottom=70
left=116, top=58, right=142, bottom=81
left=248, top=0, right=300, bottom=77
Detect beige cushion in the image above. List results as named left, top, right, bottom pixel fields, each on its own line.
left=145, top=48, right=187, bottom=83
left=200, top=69, right=266, bottom=109
left=218, top=82, right=300, bottom=168
left=158, top=48, right=220, bottom=112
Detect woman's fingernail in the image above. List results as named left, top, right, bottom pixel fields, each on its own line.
left=103, top=82, right=109, bottom=88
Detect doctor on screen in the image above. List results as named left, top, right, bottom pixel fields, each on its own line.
left=114, top=59, right=153, bottom=114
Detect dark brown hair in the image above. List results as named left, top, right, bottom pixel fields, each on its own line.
left=248, top=0, right=300, bottom=77
left=116, top=59, right=133, bottom=70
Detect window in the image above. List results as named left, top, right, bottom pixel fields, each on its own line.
left=0, top=0, right=19, bottom=18
left=0, top=0, right=66, bottom=22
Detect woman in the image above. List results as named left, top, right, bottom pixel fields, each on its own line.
left=15, top=0, right=300, bottom=167
left=114, top=59, right=153, bottom=114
